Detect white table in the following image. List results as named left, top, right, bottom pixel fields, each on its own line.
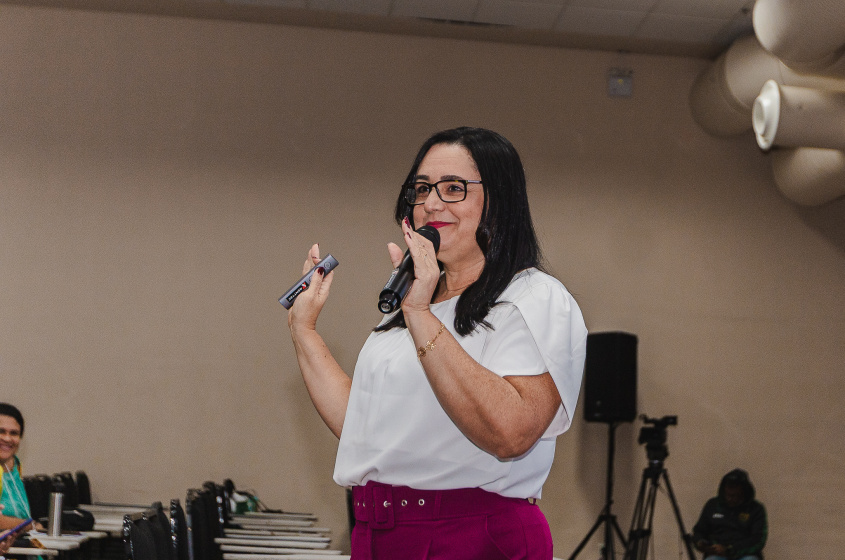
left=7, top=546, right=60, bottom=557
left=29, top=536, right=85, bottom=552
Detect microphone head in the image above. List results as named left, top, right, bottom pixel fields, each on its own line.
left=416, top=225, right=441, bottom=253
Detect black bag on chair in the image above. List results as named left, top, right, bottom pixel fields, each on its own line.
left=62, top=508, right=95, bottom=531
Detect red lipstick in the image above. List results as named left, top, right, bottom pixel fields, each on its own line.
left=425, top=221, right=451, bottom=229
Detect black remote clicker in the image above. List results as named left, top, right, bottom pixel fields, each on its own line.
left=279, top=254, right=339, bottom=309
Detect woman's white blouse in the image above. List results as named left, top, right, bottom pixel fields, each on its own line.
left=333, top=268, right=587, bottom=499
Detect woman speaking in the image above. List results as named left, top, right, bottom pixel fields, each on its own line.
left=287, top=127, right=587, bottom=559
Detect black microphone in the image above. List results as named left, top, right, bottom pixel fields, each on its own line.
left=378, top=225, right=441, bottom=314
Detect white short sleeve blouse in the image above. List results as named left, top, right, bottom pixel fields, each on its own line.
left=333, top=268, right=587, bottom=499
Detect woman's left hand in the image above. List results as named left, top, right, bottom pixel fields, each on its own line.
left=386, top=218, right=440, bottom=315
left=287, top=244, right=335, bottom=333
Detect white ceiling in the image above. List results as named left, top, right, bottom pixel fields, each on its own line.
left=221, top=0, right=758, bottom=57
left=5, top=0, right=757, bottom=58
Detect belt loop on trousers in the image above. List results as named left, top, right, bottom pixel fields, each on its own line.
left=371, top=483, right=395, bottom=530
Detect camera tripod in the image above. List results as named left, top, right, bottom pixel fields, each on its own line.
left=568, top=423, right=627, bottom=560
left=623, top=451, right=696, bottom=560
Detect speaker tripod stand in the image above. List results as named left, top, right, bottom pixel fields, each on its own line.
left=568, top=423, right=627, bottom=560
left=623, top=416, right=696, bottom=560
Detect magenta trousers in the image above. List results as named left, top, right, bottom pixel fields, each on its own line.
left=350, top=481, right=553, bottom=559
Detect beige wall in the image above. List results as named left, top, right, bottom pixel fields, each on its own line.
left=1, top=5, right=843, bottom=558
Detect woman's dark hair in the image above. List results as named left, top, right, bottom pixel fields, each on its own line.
left=376, top=127, right=543, bottom=336
left=0, top=403, right=24, bottom=436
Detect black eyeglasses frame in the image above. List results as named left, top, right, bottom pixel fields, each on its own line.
left=403, top=179, right=483, bottom=206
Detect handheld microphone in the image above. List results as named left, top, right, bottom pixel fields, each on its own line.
left=378, top=225, right=440, bottom=314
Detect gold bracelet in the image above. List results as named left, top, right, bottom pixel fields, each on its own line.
left=417, top=322, right=446, bottom=359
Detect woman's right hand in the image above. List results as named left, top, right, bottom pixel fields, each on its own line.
left=0, top=506, right=9, bottom=554
left=0, top=534, right=13, bottom=555
left=287, top=244, right=335, bottom=334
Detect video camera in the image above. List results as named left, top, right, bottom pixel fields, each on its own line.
left=637, top=414, right=678, bottom=462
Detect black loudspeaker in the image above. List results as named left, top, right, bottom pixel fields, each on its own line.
left=583, top=331, right=637, bottom=423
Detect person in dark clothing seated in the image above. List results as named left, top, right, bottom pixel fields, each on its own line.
left=692, top=468, right=768, bottom=560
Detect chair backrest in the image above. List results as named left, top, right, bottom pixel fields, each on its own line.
left=123, top=510, right=158, bottom=560
left=23, top=475, right=49, bottom=520
left=169, top=499, right=189, bottom=560
left=75, top=471, right=92, bottom=505
left=186, top=488, right=222, bottom=560
left=55, top=472, right=79, bottom=508
left=201, top=482, right=226, bottom=529
left=35, top=474, right=54, bottom=497
left=186, top=489, right=209, bottom=560
left=218, top=483, right=232, bottom=524
left=148, top=502, right=172, bottom=560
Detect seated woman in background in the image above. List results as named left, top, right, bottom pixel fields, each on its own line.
left=0, top=403, right=40, bottom=532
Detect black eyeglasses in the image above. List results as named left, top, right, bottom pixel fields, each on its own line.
left=404, top=179, right=482, bottom=206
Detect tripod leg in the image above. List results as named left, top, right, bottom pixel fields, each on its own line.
left=640, top=482, right=660, bottom=560
left=610, top=515, right=627, bottom=548
left=623, top=472, right=648, bottom=560
left=567, top=512, right=606, bottom=560
left=568, top=511, right=627, bottom=560
left=604, top=519, right=614, bottom=560
left=660, top=470, right=698, bottom=560
left=569, top=423, right=627, bottom=560
left=625, top=471, right=660, bottom=560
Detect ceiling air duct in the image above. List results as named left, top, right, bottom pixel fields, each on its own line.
left=770, top=148, right=845, bottom=207
left=689, top=36, right=845, bottom=137
left=688, top=0, right=845, bottom=206
left=753, top=80, right=845, bottom=151
left=753, top=0, right=845, bottom=78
